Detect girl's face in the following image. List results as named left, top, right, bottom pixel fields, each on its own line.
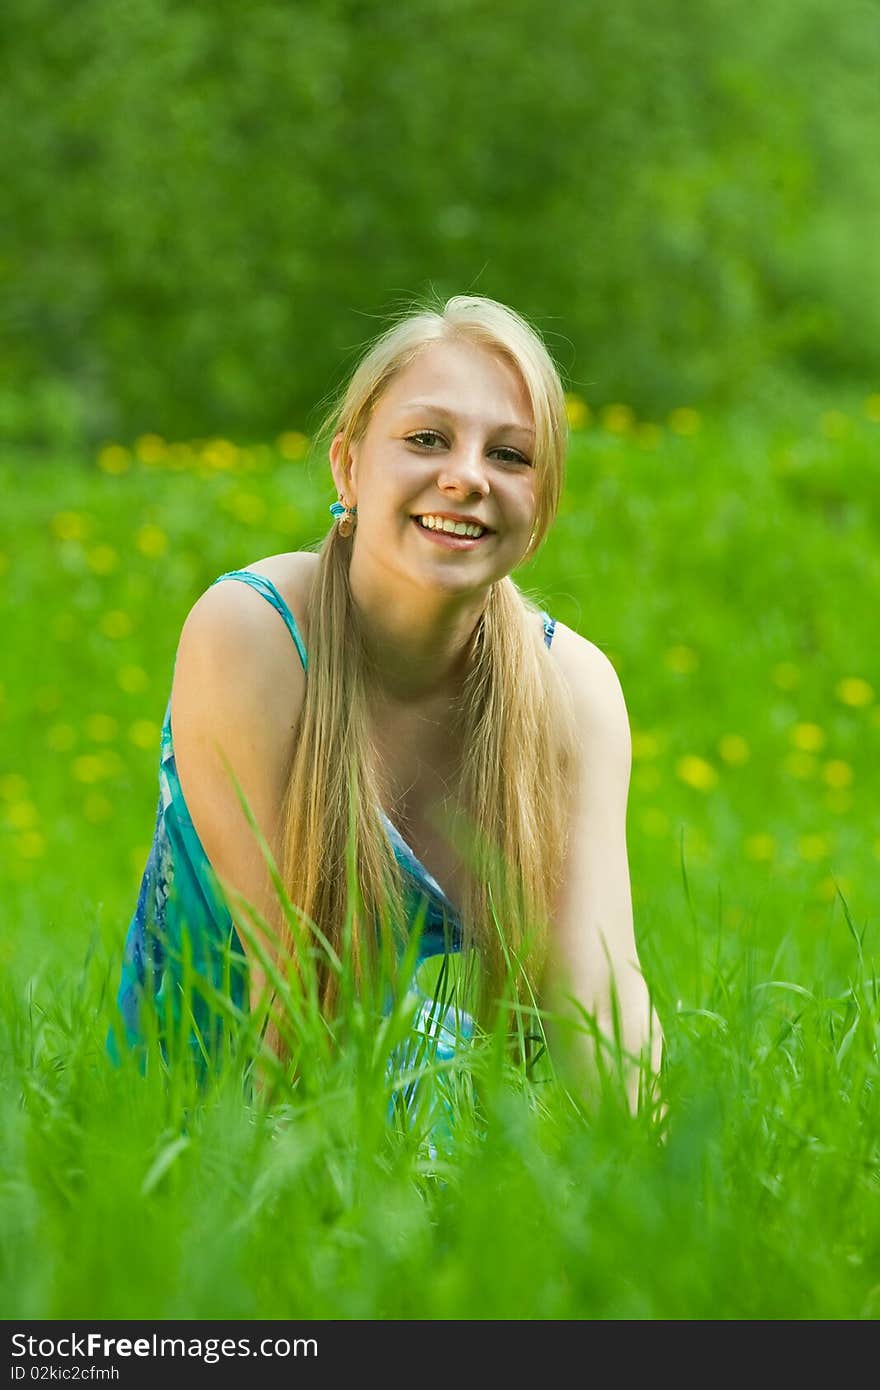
left=331, top=338, right=538, bottom=598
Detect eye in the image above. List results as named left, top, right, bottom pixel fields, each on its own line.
left=494, top=447, right=532, bottom=465
left=406, top=430, right=445, bottom=449
left=405, top=431, right=532, bottom=465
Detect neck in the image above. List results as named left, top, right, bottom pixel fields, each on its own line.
left=351, top=581, right=487, bottom=708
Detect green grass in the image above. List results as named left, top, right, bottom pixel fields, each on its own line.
left=2, top=388, right=880, bottom=1318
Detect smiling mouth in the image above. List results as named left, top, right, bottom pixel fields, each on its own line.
left=410, top=517, right=493, bottom=547
left=412, top=515, right=492, bottom=538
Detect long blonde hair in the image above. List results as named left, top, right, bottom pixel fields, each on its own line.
left=271, top=292, right=581, bottom=1061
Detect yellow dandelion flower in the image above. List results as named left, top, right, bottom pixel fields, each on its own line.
left=864, top=393, right=880, bottom=422
left=822, top=759, right=853, bottom=788
left=564, top=396, right=591, bottom=431
left=718, top=734, right=750, bottom=765
left=16, top=831, right=45, bottom=860
left=46, top=723, right=76, bottom=752
left=100, top=610, right=133, bottom=639
left=50, top=511, right=92, bottom=542
left=639, top=807, right=670, bottom=837
left=97, top=444, right=131, bottom=475
left=835, top=676, right=874, bottom=708
left=816, top=875, right=851, bottom=902
left=633, top=765, right=662, bottom=792
left=71, top=754, right=107, bottom=784
left=771, top=662, right=800, bottom=690
left=4, top=800, right=40, bottom=830
left=675, top=755, right=718, bottom=791
left=668, top=407, right=701, bottom=436
left=135, top=524, right=169, bottom=559
left=665, top=645, right=699, bottom=674
left=117, top=664, right=149, bottom=694
left=34, top=686, right=61, bottom=713
left=277, top=430, right=311, bottom=460
left=790, top=722, right=826, bottom=752
left=83, top=792, right=113, bottom=824
left=0, top=773, right=28, bottom=800
left=745, top=833, right=776, bottom=862
left=600, top=403, right=634, bottom=434
left=85, top=713, right=119, bottom=742
left=798, top=833, right=830, bottom=861
left=201, top=439, right=238, bottom=471
left=135, top=434, right=167, bottom=465
left=819, top=410, right=850, bottom=440
left=635, top=423, right=662, bottom=449
left=631, top=731, right=661, bottom=760
left=783, top=751, right=818, bottom=779
left=129, top=719, right=160, bottom=750
left=87, top=544, right=120, bottom=575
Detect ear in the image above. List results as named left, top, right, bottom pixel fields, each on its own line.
left=329, top=432, right=358, bottom=501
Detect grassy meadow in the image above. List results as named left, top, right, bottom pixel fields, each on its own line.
left=2, top=388, right=880, bottom=1319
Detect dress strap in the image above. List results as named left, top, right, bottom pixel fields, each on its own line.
left=539, top=609, right=556, bottom=650
left=210, top=570, right=309, bottom=673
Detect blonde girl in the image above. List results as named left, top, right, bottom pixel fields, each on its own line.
left=110, top=292, right=662, bottom=1113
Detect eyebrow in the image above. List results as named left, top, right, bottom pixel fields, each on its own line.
left=397, top=401, right=535, bottom=439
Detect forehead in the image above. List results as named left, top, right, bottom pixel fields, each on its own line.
left=375, top=338, right=533, bottom=431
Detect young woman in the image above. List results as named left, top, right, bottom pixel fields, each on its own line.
left=110, top=293, right=662, bottom=1112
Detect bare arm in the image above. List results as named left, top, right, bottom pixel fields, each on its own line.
left=542, top=631, right=663, bottom=1115
left=170, top=580, right=306, bottom=1049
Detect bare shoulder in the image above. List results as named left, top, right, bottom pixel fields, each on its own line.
left=547, top=619, right=631, bottom=746
left=182, top=551, right=318, bottom=667
left=233, top=549, right=321, bottom=646
left=172, top=551, right=318, bottom=755
left=546, top=618, right=625, bottom=692
left=167, top=556, right=321, bottom=971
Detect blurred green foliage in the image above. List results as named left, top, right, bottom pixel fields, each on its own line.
left=2, top=0, right=879, bottom=450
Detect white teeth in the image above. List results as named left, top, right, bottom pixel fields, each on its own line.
left=416, top=515, right=487, bottom=538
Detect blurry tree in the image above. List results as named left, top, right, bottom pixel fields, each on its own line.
left=1, top=0, right=877, bottom=450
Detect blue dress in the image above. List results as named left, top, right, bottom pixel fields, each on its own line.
left=108, top=570, right=557, bottom=1110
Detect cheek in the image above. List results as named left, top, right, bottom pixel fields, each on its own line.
left=517, top=480, right=538, bottom=526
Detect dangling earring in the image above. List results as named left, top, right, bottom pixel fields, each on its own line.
left=329, top=496, right=358, bottom=538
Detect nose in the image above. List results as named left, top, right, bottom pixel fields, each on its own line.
left=436, top=442, right=491, bottom=498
